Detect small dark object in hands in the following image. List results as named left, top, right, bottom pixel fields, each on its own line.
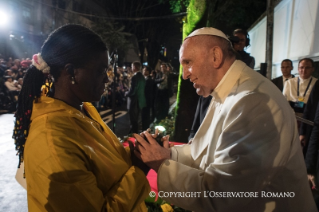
left=146, top=128, right=164, bottom=146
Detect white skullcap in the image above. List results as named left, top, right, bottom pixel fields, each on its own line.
left=185, top=27, right=230, bottom=43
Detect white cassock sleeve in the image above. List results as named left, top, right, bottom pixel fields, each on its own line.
left=157, top=92, right=306, bottom=212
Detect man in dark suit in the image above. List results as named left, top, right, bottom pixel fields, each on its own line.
left=300, top=80, right=319, bottom=156
left=188, top=95, right=212, bottom=141
left=271, top=59, right=295, bottom=92
left=125, top=61, right=146, bottom=133
left=304, top=81, right=319, bottom=210
left=155, top=63, right=170, bottom=121
left=141, top=66, right=155, bottom=130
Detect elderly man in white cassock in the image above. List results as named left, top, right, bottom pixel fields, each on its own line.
left=133, top=27, right=316, bottom=212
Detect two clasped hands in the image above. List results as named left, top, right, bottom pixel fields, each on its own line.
left=128, top=129, right=174, bottom=175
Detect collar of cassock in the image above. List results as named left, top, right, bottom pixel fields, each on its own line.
left=210, top=60, right=245, bottom=103
left=299, top=76, right=311, bottom=83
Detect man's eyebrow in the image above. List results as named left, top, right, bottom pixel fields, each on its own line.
left=180, top=59, right=190, bottom=63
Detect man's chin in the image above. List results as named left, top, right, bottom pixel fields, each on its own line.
left=196, top=89, right=210, bottom=98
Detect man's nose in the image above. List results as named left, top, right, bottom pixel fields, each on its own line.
left=182, top=69, right=190, bottom=80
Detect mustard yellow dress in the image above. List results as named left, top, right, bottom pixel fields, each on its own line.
left=24, top=96, right=150, bottom=211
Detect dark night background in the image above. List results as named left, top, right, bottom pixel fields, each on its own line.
left=99, top=0, right=267, bottom=71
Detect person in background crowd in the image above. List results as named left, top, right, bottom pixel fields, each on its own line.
left=283, top=58, right=317, bottom=115
left=166, top=64, right=174, bottom=98
left=188, top=94, right=212, bottom=141
left=150, top=70, right=156, bottom=80
left=4, top=75, right=19, bottom=102
left=5, top=69, right=14, bottom=78
left=16, top=69, right=24, bottom=80
left=4, top=76, right=19, bottom=91
left=272, top=59, right=295, bottom=92
left=304, top=85, right=319, bottom=210
left=299, top=80, right=319, bottom=156
left=115, top=74, right=127, bottom=106
left=125, top=61, right=146, bottom=133
left=40, top=77, right=53, bottom=96
left=6, top=57, right=13, bottom=68
left=117, top=66, right=124, bottom=76
left=133, top=27, right=316, bottom=212
left=21, top=60, right=32, bottom=69
left=107, top=67, right=114, bottom=81
left=122, top=72, right=130, bottom=90
left=126, top=66, right=133, bottom=81
left=13, top=24, right=150, bottom=211
left=233, top=28, right=255, bottom=69
left=17, top=78, right=23, bottom=90
left=155, top=63, right=170, bottom=121
left=10, top=59, right=21, bottom=73
left=142, top=66, right=155, bottom=130
left=149, top=69, right=157, bottom=121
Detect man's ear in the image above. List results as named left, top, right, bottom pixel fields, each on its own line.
left=210, top=46, right=224, bottom=69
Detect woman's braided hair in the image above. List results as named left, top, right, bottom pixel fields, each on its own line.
left=13, top=24, right=107, bottom=168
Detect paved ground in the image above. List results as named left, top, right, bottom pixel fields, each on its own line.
left=0, top=114, right=28, bottom=212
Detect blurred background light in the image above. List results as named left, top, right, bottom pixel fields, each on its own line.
left=0, top=11, right=8, bottom=27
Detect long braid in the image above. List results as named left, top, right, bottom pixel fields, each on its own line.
left=13, top=66, right=44, bottom=168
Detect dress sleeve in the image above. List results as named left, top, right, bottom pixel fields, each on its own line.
left=105, top=166, right=150, bottom=211
left=32, top=160, right=149, bottom=212
left=26, top=121, right=149, bottom=212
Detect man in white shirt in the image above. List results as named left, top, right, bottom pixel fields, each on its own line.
left=133, top=27, right=316, bottom=212
left=283, top=58, right=317, bottom=114
left=271, top=59, right=295, bottom=92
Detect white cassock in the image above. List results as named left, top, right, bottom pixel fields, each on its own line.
left=157, top=60, right=316, bottom=212
left=283, top=76, right=317, bottom=104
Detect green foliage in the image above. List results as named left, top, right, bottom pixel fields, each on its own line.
left=169, top=0, right=190, bottom=13
left=145, top=197, right=192, bottom=212
left=154, top=116, right=176, bottom=137
left=149, top=102, right=176, bottom=137
left=175, top=0, right=206, bottom=120
left=158, top=0, right=190, bottom=13
left=182, top=0, right=206, bottom=38
left=92, top=21, right=132, bottom=53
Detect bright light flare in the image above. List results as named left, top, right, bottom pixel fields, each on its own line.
left=155, top=126, right=166, bottom=132
left=0, top=11, right=8, bottom=26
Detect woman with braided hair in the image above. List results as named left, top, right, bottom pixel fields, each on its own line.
left=13, top=24, right=150, bottom=212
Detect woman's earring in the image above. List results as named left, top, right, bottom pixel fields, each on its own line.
left=71, top=77, right=75, bottom=84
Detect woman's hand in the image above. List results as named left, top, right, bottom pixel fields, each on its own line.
left=128, top=141, right=150, bottom=176
left=133, top=132, right=171, bottom=172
